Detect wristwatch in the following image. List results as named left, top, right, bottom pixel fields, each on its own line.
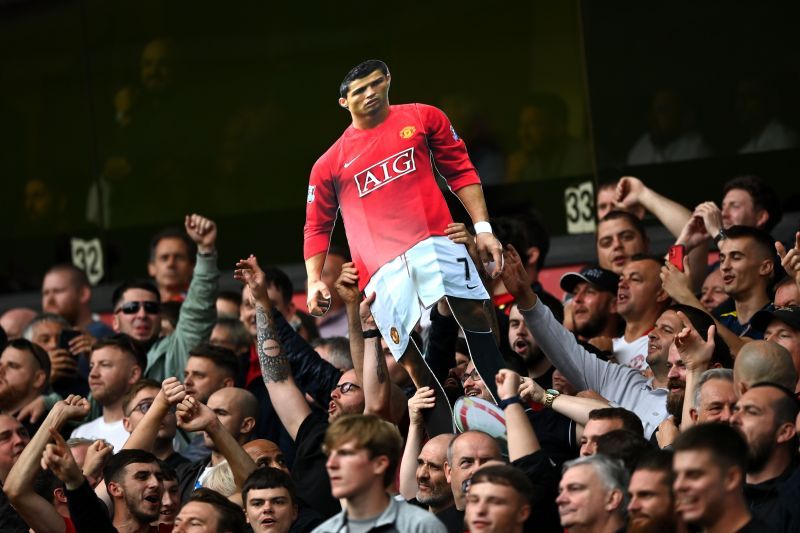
left=543, top=389, right=560, bottom=409
left=714, top=229, right=726, bottom=244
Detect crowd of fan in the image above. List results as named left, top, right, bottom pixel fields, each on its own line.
left=0, top=175, right=798, bottom=532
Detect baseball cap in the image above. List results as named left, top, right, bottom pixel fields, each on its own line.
left=560, top=265, right=620, bottom=295
left=751, top=306, right=800, bottom=332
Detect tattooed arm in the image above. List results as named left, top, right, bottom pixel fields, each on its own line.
left=235, top=255, right=311, bottom=441
left=359, top=294, right=392, bottom=420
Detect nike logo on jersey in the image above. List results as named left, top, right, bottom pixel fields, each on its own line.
left=354, top=148, right=416, bottom=197
left=343, top=154, right=361, bottom=168
left=466, top=284, right=478, bottom=290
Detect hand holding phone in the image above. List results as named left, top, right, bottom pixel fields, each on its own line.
left=668, top=245, right=686, bottom=272
left=58, top=330, right=82, bottom=352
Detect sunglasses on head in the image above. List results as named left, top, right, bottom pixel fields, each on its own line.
left=115, top=301, right=160, bottom=315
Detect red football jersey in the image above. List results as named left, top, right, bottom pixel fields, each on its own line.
left=304, top=103, right=480, bottom=289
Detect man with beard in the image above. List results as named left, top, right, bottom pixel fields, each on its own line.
left=112, top=213, right=218, bottom=382
left=614, top=256, right=671, bottom=371
left=673, top=423, right=769, bottom=532
left=503, top=244, right=683, bottom=439
left=730, top=383, right=800, bottom=531
left=399, top=387, right=455, bottom=513
left=508, top=303, right=557, bottom=385
left=627, top=449, right=688, bottom=533
left=70, top=335, right=142, bottom=451
left=560, top=265, right=621, bottom=343
left=174, top=387, right=258, bottom=503
left=236, top=255, right=364, bottom=519
left=48, top=443, right=169, bottom=533
left=42, top=263, right=114, bottom=339
left=0, top=339, right=50, bottom=434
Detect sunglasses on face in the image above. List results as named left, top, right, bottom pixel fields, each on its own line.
left=332, top=382, right=361, bottom=395
left=129, top=400, right=176, bottom=416
left=460, top=368, right=482, bottom=385
left=115, top=301, right=160, bottom=315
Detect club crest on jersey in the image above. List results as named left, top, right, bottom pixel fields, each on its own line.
left=354, top=148, right=416, bottom=197
left=390, top=327, right=400, bottom=344
left=399, top=126, right=416, bottom=139
left=450, top=125, right=459, bottom=141
left=307, top=185, right=316, bottom=204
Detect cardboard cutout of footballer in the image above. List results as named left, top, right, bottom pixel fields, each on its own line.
left=303, top=60, right=507, bottom=435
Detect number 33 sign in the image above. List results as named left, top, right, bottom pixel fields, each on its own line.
left=564, top=180, right=596, bottom=234
left=70, top=238, right=104, bottom=285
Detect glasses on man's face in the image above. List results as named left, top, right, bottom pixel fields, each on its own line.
left=129, top=400, right=176, bottom=416
left=115, top=301, right=160, bottom=315
left=332, top=382, right=361, bottom=395
left=460, top=368, right=482, bottom=386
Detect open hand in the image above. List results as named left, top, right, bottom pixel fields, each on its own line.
left=674, top=311, right=716, bottom=371
left=234, top=255, right=269, bottom=306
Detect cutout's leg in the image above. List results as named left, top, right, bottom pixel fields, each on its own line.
left=399, top=341, right=455, bottom=436
left=446, top=296, right=505, bottom=402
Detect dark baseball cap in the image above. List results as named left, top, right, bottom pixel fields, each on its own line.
left=751, top=306, right=800, bottom=332
left=560, top=265, right=620, bottom=295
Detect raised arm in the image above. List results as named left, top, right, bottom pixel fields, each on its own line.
left=176, top=395, right=256, bottom=489
left=45, top=428, right=116, bottom=533
left=235, top=255, right=311, bottom=441
left=496, top=369, right=540, bottom=461
left=334, top=263, right=365, bottom=379
left=5, top=396, right=89, bottom=533
left=673, top=314, right=717, bottom=431
left=660, top=262, right=746, bottom=356
left=398, top=387, right=437, bottom=500
left=616, top=177, right=692, bottom=236
left=777, top=231, right=800, bottom=295
left=123, top=377, right=185, bottom=452
left=147, top=214, right=219, bottom=380
left=359, top=294, right=392, bottom=419
left=519, top=377, right=609, bottom=426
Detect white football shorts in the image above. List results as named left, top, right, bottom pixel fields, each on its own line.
left=365, top=236, right=490, bottom=360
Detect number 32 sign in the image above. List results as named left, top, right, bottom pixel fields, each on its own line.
left=564, top=180, right=596, bottom=234
left=70, top=238, right=105, bottom=285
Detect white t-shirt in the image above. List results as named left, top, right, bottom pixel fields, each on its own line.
left=70, top=417, right=130, bottom=453
left=613, top=335, right=649, bottom=372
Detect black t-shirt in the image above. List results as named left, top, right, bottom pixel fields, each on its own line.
left=436, top=504, right=465, bottom=533
left=292, top=412, right=340, bottom=519
left=0, top=484, right=32, bottom=533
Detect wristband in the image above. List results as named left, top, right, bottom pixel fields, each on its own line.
left=473, top=221, right=493, bottom=235
left=362, top=329, right=381, bottom=339
left=714, top=229, right=726, bottom=244
left=498, top=395, right=523, bottom=410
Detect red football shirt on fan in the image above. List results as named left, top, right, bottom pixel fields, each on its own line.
left=304, top=103, right=481, bottom=289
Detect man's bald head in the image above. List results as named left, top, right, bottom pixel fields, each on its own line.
left=733, top=340, right=798, bottom=395
left=0, top=308, right=37, bottom=339
left=243, top=439, right=288, bottom=473
left=206, top=387, right=258, bottom=447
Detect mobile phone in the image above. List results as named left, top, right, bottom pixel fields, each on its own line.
left=58, top=329, right=82, bottom=351
left=668, top=244, right=686, bottom=272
